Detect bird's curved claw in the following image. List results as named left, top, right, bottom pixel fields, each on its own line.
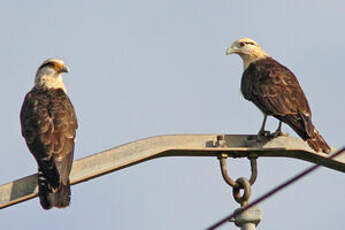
left=256, top=130, right=271, bottom=141
left=257, top=130, right=271, bottom=138
left=271, top=130, right=288, bottom=138
left=271, top=130, right=282, bottom=138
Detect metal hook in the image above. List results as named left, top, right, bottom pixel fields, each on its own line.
left=218, top=154, right=258, bottom=188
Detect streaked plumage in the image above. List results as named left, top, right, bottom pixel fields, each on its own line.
left=226, top=38, right=330, bottom=154
left=20, top=58, right=78, bottom=209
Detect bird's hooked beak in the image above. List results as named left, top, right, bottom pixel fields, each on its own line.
left=61, top=65, right=70, bottom=73
left=225, top=46, right=237, bottom=55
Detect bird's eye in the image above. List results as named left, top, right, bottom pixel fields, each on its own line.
left=246, top=42, right=255, bottom=46
left=239, top=42, right=245, bottom=47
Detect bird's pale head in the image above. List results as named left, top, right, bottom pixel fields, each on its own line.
left=226, top=38, right=269, bottom=69
left=35, top=58, right=70, bottom=91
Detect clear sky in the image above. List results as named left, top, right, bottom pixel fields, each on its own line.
left=1, top=1, right=344, bottom=229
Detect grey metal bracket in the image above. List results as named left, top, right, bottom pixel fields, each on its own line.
left=0, top=134, right=343, bottom=209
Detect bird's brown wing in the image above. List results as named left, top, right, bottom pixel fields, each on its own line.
left=241, top=57, right=313, bottom=138
left=50, top=91, right=78, bottom=184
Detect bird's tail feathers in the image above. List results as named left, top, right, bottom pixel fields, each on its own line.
left=43, top=181, right=71, bottom=209
left=307, top=128, right=331, bottom=154
left=279, top=114, right=330, bottom=154
left=37, top=161, right=71, bottom=209
left=295, top=113, right=330, bottom=154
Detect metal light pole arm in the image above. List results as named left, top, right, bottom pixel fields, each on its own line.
left=0, top=134, right=343, bottom=209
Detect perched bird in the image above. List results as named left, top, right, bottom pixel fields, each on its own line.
left=20, top=58, right=78, bottom=209
left=226, top=38, right=330, bottom=154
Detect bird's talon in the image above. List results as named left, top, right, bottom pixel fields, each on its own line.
left=271, top=130, right=281, bottom=138
left=271, top=130, right=289, bottom=138
left=256, top=130, right=271, bottom=141
left=258, top=130, right=271, bottom=137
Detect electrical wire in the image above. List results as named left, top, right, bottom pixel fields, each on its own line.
left=207, top=147, right=345, bottom=230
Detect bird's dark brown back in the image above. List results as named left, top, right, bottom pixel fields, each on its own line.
left=241, top=57, right=313, bottom=139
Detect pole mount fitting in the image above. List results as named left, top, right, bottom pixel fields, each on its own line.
left=218, top=155, right=258, bottom=188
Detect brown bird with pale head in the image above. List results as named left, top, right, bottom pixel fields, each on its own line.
left=20, top=58, right=78, bottom=209
left=226, top=38, right=330, bottom=154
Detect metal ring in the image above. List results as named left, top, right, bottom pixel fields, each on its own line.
left=232, top=177, right=251, bottom=206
